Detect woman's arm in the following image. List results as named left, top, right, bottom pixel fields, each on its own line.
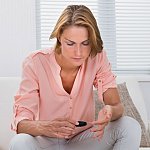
left=91, top=88, right=124, bottom=139
left=17, top=118, right=77, bottom=138
left=103, top=88, right=124, bottom=121
left=17, top=120, right=43, bottom=136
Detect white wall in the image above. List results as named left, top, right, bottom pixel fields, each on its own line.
left=0, top=0, right=36, bottom=77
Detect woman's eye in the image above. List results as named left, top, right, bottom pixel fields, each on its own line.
left=82, top=42, right=89, bottom=46
left=67, top=43, right=74, bottom=46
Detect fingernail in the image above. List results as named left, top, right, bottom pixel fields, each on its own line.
left=91, top=122, right=94, bottom=125
left=65, top=136, right=69, bottom=138
left=75, top=121, right=79, bottom=125
left=107, top=115, right=111, bottom=119
left=104, top=110, right=107, bottom=114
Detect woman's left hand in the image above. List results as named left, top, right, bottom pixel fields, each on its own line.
left=91, top=105, right=112, bottom=140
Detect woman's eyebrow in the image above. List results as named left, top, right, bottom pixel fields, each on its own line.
left=82, top=39, right=89, bottom=43
left=64, top=38, right=89, bottom=43
left=64, top=38, right=75, bottom=43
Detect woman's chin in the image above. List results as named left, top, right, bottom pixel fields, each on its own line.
left=72, top=62, right=83, bottom=67
left=71, top=58, right=84, bottom=66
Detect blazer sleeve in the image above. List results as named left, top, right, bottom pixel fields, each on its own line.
left=11, top=56, right=39, bottom=131
left=93, top=50, right=117, bottom=102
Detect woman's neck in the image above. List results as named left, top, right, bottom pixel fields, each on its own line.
left=55, top=53, right=80, bottom=74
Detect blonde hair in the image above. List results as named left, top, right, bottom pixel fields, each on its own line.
left=50, top=5, right=103, bottom=57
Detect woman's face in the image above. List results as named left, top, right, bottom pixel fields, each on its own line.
left=59, top=25, right=91, bottom=67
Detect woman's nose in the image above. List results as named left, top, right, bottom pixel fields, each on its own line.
left=75, top=45, right=82, bottom=56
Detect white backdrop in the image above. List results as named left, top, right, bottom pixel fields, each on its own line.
left=0, top=0, right=36, bottom=77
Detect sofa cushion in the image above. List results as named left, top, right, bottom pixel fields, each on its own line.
left=94, top=82, right=150, bottom=147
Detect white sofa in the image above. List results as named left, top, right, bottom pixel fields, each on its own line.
left=0, top=76, right=150, bottom=150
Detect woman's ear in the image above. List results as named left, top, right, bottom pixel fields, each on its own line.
left=58, top=36, right=62, bottom=43
left=57, top=38, right=61, bottom=45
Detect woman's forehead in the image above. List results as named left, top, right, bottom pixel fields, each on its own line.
left=61, top=26, right=89, bottom=41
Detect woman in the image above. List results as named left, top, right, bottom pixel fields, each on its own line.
left=10, top=5, right=141, bottom=150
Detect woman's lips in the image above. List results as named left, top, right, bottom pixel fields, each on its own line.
left=72, top=58, right=82, bottom=61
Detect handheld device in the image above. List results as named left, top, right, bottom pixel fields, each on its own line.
left=75, top=121, right=87, bottom=127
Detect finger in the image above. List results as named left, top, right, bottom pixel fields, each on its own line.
left=54, top=132, right=70, bottom=139
left=92, top=130, right=104, bottom=139
left=46, top=128, right=69, bottom=139
left=106, top=113, right=112, bottom=120
left=51, top=126, right=72, bottom=134
left=52, top=120, right=73, bottom=130
left=66, top=118, right=77, bottom=125
left=90, top=123, right=107, bottom=132
left=60, top=121, right=76, bottom=129
left=56, top=117, right=77, bottom=126
left=54, top=118, right=77, bottom=129
left=93, top=134, right=103, bottom=141
left=57, top=127, right=75, bottom=135
left=103, top=105, right=112, bottom=116
left=98, top=105, right=112, bottom=120
left=62, top=126, right=75, bottom=131
left=90, top=126, right=104, bottom=132
left=92, top=118, right=109, bottom=125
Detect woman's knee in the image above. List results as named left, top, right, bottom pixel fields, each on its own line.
left=115, top=116, right=141, bottom=139
left=9, top=133, right=38, bottom=150
left=120, top=116, right=141, bottom=132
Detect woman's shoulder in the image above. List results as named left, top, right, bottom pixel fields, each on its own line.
left=28, top=47, right=54, bottom=59
left=89, top=49, right=107, bottom=63
left=22, top=47, right=54, bottom=67
left=86, top=49, right=109, bottom=71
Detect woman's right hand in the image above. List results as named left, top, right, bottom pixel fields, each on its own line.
left=37, top=117, right=77, bottom=139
